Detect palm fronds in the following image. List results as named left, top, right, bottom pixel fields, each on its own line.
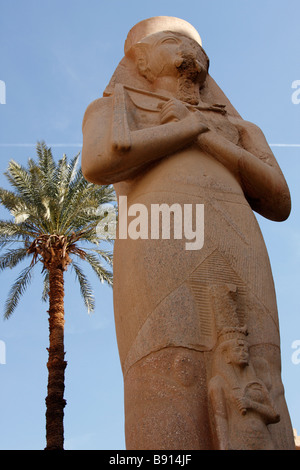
left=72, top=261, right=95, bottom=314
left=83, top=251, right=113, bottom=286
left=0, top=247, right=29, bottom=271
left=0, top=141, right=115, bottom=316
left=42, top=270, right=50, bottom=302
left=4, top=264, right=35, bottom=319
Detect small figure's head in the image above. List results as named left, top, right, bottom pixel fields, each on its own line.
left=226, top=338, right=250, bottom=367
left=214, top=325, right=250, bottom=370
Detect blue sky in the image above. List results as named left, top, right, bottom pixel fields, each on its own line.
left=0, top=0, right=299, bottom=450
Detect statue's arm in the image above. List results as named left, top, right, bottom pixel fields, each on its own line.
left=235, top=118, right=291, bottom=222
left=82, top=96, right=206, bottom=185
left=237, top=383, right=280, bottom=425
left=242, top=397, right=280, bottom=424
left=198, top=118, right=291, bottom=222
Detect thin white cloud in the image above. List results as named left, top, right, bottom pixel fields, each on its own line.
left=270, top=144, right=300, bottom=147
left=0, top=143, right=300, bottom=148
left=0, top=144, right=82, bottom=147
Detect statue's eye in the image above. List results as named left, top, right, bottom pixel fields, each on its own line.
left=161, top=37, right=178, bottom=45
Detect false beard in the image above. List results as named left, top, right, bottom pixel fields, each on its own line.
left=176, top=76, right=200, bottom=105
left=176, top=54, right=204, bottom=105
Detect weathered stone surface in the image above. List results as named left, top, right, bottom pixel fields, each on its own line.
left=82, top=16, right=294, bottom=449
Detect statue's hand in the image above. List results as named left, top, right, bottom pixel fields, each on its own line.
left=192, top=109, right=210, bottom=135
left=159, top=99, right=209, bottom=137
left=159, top=98, right=190, bottom=124
left=235, top=396, right=250, bottom=415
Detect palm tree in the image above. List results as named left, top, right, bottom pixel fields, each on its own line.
left=0, top=142, right=115, bottom=450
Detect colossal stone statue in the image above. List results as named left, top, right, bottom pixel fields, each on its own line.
left=81, top=16, right=295, bottom=449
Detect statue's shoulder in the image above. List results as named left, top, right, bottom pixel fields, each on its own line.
left=82, top=95, right=113, bottom=130
left=228, top=115, right=260, bottom=132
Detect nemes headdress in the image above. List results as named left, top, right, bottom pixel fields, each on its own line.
left=124, top=16, right=202, bottom=55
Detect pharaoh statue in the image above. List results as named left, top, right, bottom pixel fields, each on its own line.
left=81, top=17, right=295, bottom=449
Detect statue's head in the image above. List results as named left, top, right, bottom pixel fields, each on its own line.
left=226, top=338, right=250, bottom=367
left=214, top=337, right=250, bottom=370
left=124, top=17, right=209, bottom=104
left=128, top=31, right=209, bottom=84
left=214, top=325, right=250, bottom=369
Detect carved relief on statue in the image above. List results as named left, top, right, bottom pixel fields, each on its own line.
left=208, top=284, right=280, bottom=450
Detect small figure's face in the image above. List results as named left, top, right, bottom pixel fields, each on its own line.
left=228, top=339, right=249, bottom=366
left=132, top=31, right=208, bottom=84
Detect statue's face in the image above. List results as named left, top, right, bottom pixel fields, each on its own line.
left=136, top=31, right=208, bottom=84
left=228, top=339, right=249, bottom=366
left=147, top=33, right=188, bottom=78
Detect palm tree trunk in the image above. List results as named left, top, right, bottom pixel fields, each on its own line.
left=45, top=265, right=67, bottom=450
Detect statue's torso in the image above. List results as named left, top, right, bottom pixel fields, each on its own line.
left=114, top=94, right=244, bottom=201
left=117, top=144, right=243, bottom=203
